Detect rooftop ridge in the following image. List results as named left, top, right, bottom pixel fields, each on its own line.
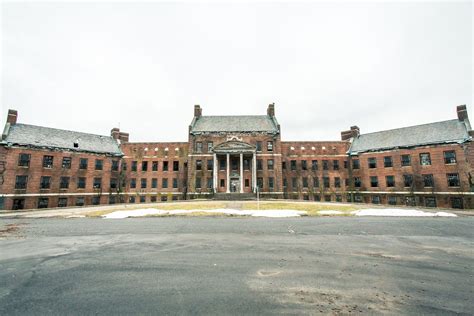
left=358, top=119, right=459, bottom=137
left=13, top=123, right=113, bottom=139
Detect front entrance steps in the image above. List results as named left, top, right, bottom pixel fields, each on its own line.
left=214, top=193, right=256, bottom=201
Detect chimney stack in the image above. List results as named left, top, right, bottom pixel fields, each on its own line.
left=111, top=128, right=120, bottom=140
left=267, top=103, right=275, bottom=117
left=457, top=105, right=468, bottom=122
left=341, top=125, right=360, bottom=141
left=7, top=109, right=17, bottom=125
left=194, top=105, right=202, bottom=117
left=118, top=132, right=129, bottom=143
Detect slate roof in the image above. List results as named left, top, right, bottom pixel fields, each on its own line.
left=2, top=123, right=122, bottom=156
left=349, top=119, right=471, bottom=154
left=190, top=115, right=279, bottom=134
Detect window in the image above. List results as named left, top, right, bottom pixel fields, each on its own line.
left=40, top=176, right=51, bottom=189
left=163, top=161, right=169, bottom=171
left=267, top=159, right=274, bottom=170
left=282, top=161, right=287, bottom=170
left=354, top=195, right=363, bottom=203
left=60, top=176, right=70, bottom=189
left=451, top=197, right=463, bottom=209
left=267, top=141, right=273, bottom=152
left=336, top=195, right=342, bottom=202
left=324, top=195, right=331, bottom=202
left=95, top=159, right=103, bottom=170
left=61, top=157, right=71, bottom=169
left=207, top=159, right=213, bottom=171
left=207, top=178, right=213, bottom=189
left=244, top=159, right=250, bottom=170
left=220, top=179, right=225, bottom=188
left=76, top=197, right=85, bottom=207
left=447, top=173, right=460, bottom=187
left=207, top=142, right=213, bottom=152
left=323, top=177, right=330, bottom=188
left=388, top=196, right=397, bottom=205
left=152, top=161, right=158, bottom=171
left=322, top=160, right=329, bottom=170
left=313, top=177, right=319, bottom=188
left=79, top=158, right=88, bottom=170
left=129, top=196, right=136, bottom=203
left=401, top=154, right=411, bottom=166
left=268, top=177, right=274, bottom=189
left=195, top=142, right=202, bottom=153
left=386, top=176, right=395, bottom=187
left=161, top=196, right=168, bottom=202
left=122, top=162, right=127, bottom=171
left=43, top=155, right=54, bottom=168
left=92, top=196, right=100, bottom=205
left=370, top=176, right=378, bottom=187
left=77, top=177, right=86, bottom=189
left=354, top=177, right=362, bottom=188
left=38, top=197, right=49, bottom=208
left=15, top=175, right=28, bottom=189
left=314, top=195, right=321, bottom=202
left=130, top=178, right=136, bottom=189
left=219, top=159, right=226, bottom=170
left=150, top=196, right=157, bottom=202
left=162, top=178, right=168, bottom=188
left=420, top=153, right=431, bottom=166
left=423, top=174, right=434, bottom=187
left=196, top=160, right=202, bottom=170
left=171, top=161, right=178, bottom=171
left=312, top=160, right=318, bottom=171
left=301, top=160, right=307, bottom=170
left=231, top=159, right=238, bottom=171
left=335, top=177, right=341, bottom=188
left=12, top=199, right=25, bottom=210
left=141, top=178, right=147, bottom=188
left=245, top=179, right=250, bottom=187
left=384, top=156, right=393, bottom=168
left=109, top=196, right=116, bottom=205
left=372, top=196, right=380, bottom=204
left=352, top=159, right=360, bottom=169
left=142, top=161, right=148, bottom=172
left=58, top=198, right=68, bottom=207
left=140, top=196, right=146, bottom=203
left=368, top=157, right=377, bottom=168
left=111, top=160, right=119, bottom=171
left=257, top=159, right=263, bottom=170
left=110, top=178, right=117, bottom=189
left=290, top=160, right=297, bottom=171
left=344, top=160, right=348, bottom=169
left=257, top=177, right=263, bottom=189
left=292, top=177, right=297, bottom=189
left=256, top=141, right=262, bottom=152
left=131, top=161, right=137, bottom=172
left=302, top=177, right=308, bottom=188
left=93, top=178, right=102, bottom=189
left=403, top=175, right=413, bottom=187
left=18, top=153, right=30, bottom=167
left=425, top=197, right=437, bottom=208
left=444, top=151, right=456, bottom=164
left=333, top=160, right=339, bottom=170
left=152, top=178, right=158, bottom=188
left=173, top=178, right=178, bottom=189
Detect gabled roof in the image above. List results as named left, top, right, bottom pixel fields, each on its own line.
left=349, top=119, right=471, bottom=154
left=2, top=123, right=122, bottom=156
left=190, top=115, right=279, bottom=134
left=212, top=140, right=256, bottom=153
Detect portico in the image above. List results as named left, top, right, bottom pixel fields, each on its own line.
left=212, top=141, right=257, bottom=194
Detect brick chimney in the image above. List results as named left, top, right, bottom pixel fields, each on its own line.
left=267, top=103, right=275, bottom=117
left=457, top=105, right=468, bottom=121
left=341, top=126, right=360, bottom=141
left=194, top=105, right=202, bottom=117
left=111, top=128, right=120, bottom=140
left=7, top=109, right=17, bottom=125
left=118, top=132, right=129, bottom=143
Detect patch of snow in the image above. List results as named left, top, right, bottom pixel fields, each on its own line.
left=318, top=210, right=343, bottom=215
left=352, top=209, right=457, bottom=217
left=103, top=208, right=307, bottom=219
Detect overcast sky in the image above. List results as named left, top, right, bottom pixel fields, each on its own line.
left=1, top=1, right=472, bottom=142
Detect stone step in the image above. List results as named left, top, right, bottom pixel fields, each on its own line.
left=214, top=193, right=256, bottom=201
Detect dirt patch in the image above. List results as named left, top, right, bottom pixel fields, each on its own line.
left=0, top=223, right=27, bottom=238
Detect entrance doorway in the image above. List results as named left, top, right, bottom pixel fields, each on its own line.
left=230, top=179, right=240, bottom=193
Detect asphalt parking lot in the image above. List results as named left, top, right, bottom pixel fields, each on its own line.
left=0, top=217, right=472, bottom=315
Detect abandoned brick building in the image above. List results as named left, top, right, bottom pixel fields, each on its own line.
left=0, top=104, right=472, bottom=210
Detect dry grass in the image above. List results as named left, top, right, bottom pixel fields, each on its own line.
left=241, top=201, right=358, bottom=216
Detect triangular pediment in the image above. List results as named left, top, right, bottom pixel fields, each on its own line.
left=212, top=140, right=256, bottom=153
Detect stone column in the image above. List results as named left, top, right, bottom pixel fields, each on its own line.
left=213, top=153, right=217, bottom=193
left=226, top=153, right=230, bottom=193
left=252, top=152, right=257, bottom=193
left=240, top=153, right=244, bottom=193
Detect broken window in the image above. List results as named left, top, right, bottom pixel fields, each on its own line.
left=322, top=160, right=329, bottom=170
left=207, top=142, right=213, bottom=152
left=352, top=159, right=360, bottom=169
left=370, top=176, right=378, bottom=187
left=386, top=176, right=395, bottom=187
left=141, top=178, right=147, bottom=188
left=40, top=176, right=51, bottom=189
left=384, top=156, right=393, bottom=168
left=423, top=174, right=434, bottom=187
left=354, top=177, right=362, bottom=188
left=18, top=154, right=30, bottom=167
left=152, top=161, right=158, bottom=171
left=95, top=159, right=103, bottom=170
left=267, top=159, right=274, bottom=170
left=92, top=196, right=101, bottom=205
left=142, top=161, right=148, bottom=172
left=419, top=153, right=431, bottom=166
left=111, top=160, right=119, bottom=171
left=130, top=178, right=136, bottom=188
left=368, top=157, right=377, bottom=168
left=38, top=197, right=49, bottom=209
left=196, top=160, right=202, bottom=170
left=207, top=159, right=213, bottom=171
left=43, top=155, right=54, bottom=168
left=333, top=160, right=339, bottom=170
left=425, top=197, right=437, bottom=208
left=58, top=198, right=68, bottom=207
left=323, top=177, right=330, bottom=188
left=451, top=197, right=463, bottom=209
left=267, top=141, right=273, bottom=152
left=403, top=174, right=413, bottom=187
left=257, top=159, right=263, bottom=170
left=207, top=178, right=213, bottom=189
left=163, top=161, right=169, bottom=171
left=131, top=161, right=137, bottom=172
left=110, top=178, right=117, bottom=189
left=60, top=176, right=70, bottom=189
left=372, top=196, right=381, bottom=204
left=268, top=177, right=274, bottom=189
left=401, top=154, right=411, bottom=166
left=290, top=160, right=297, bottom=171
left=444, top=151, right=456, bottom=164
left=256, top=141, right=262, bottom=152
left=79, top=158, right=88, bottom=170
left=257, top=177, right=263, bottom=189
left=301, top=160, right=307, bottom=170
left=312, top=160, right=318, bottom=171
left=15, top=175, right=28, bottom=189
left=93, top=177, right=102, bottom=189
left=219, top=159, right=226, bottom=170
left=173, top=161, right=179, bottom=171
left=220, top=179, right=225, bottom=188
left=195, top=142, right=202, bottom=153
left=76, top=197, right=85, bottom=207
left=232, top=158, right=238, bottom=171
left=447, top=173, right=460, bottom=187
left=335, top=177, right=341, bottom=188
left=388, top=196, right=397, bottom=205
left=77, top=177, right=86, bottom=189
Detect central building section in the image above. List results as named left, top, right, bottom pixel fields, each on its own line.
left=187, top=104, right=283, bottom=197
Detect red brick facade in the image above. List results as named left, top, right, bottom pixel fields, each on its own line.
left=1, top=105, right=472, bottom=210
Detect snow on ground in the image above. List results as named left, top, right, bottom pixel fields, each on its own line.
left=352, top=209, right=457, bottom=217
left=103, top=208, right=307, bottom=219
left=318, top=210, right=344, bottom=215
